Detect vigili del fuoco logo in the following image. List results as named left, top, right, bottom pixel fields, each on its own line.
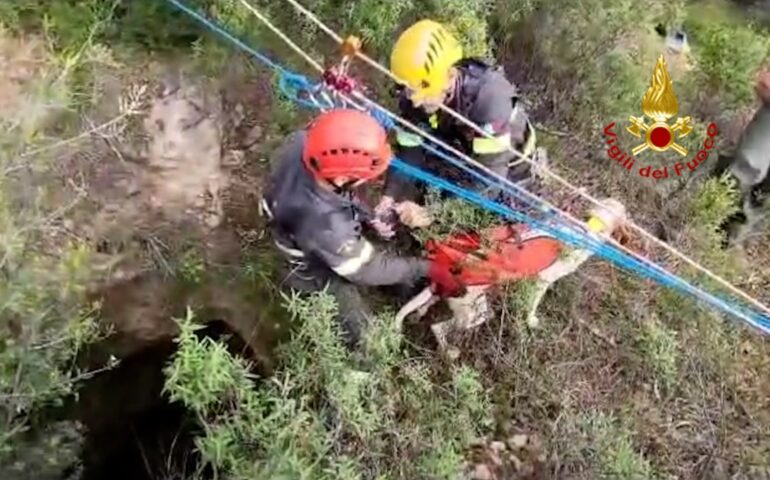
left=602, top=54, right=718, bottom=180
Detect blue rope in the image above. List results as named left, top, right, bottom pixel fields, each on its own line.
left=163, top=0, right=770, bottom=335
left=277, top=73, right=330, bottom=110
left=366, top=103, right=559, bottom=217
left=390, top=158, right=770, bottom=334
left=368, top=105, right=397, bottom=131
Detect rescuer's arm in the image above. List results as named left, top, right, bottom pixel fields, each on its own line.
left=299, top=211, right=430, bottom=286
left=466, top=74, right=537, bottom=191
left=382, top=88, right=432, bottom=203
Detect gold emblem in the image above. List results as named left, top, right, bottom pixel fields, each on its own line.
left=626, top=55, right=692, bottom=156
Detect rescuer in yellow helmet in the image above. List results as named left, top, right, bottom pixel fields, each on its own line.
left=373, top=19, right=544, bottom=234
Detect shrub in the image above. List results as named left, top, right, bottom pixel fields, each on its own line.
left=164, top=293, right=492, bottom=478
left=0, top=25, right=117, bottom=475
left=684, top=0, right=770, bottom=108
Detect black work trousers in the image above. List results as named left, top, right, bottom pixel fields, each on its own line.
left=279, top=260, right=373, bottom=351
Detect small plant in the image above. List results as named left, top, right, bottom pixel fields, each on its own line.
left=580, top=412, right=656, bottom=479
left=636, top=316, right=680, bottom=391
left=178, top=247, right=206, bottom=285
left=417, top=188, right=501, bottom=241
left=502, top=279, right=540, bottom=325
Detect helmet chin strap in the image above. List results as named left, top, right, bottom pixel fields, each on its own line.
left=326, top=178, right=363, bottom=194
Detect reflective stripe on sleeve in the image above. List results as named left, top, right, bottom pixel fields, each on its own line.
left=259, top=197, right=272, bottom=219
left=395, top=127, right=424, bottom=147
left=522, top=121, right=537, bottom=157
left=331, top=239, right=375, bottom=277
left=472, top=132, right=511, bottom=154
left=274, top=240, right=305, bottom=258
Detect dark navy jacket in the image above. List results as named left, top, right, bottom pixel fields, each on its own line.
left=262, top=130, right=429, bottom=286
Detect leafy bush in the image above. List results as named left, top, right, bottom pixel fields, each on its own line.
left=684, top=0, right=770, bottom=108
left=636, top=316, right=680, bottom=391
left=0, top=26, right=116, bottom=475
left=164, top=293, right=492, bottom=478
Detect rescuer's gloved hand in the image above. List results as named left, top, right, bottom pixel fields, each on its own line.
left=394, top=201, right=433, bottom=229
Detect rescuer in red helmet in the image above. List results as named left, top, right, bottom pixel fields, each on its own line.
left=261, top=109, right=462, bottom=349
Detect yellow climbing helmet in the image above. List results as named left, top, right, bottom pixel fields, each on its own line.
left=390, top=20, right=463, bottom=102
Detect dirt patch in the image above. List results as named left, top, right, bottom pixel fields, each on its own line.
left=59, top=65, right=288, bottom=477
left=466, top=433, right=548, bottom=479
left=0, top=31, right=48, bottom=120
left=59, top=66, right=294, bottom=366
left=143, top=79, right=227, bottom=229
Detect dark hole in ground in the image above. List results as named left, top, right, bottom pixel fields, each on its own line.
left=72, top=320, right=252, bottom=480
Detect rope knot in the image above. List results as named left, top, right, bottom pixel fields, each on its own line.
left=322, top=66, right=357, bottom=94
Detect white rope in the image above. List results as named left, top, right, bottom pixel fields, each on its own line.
left=279, top=0, right=770, bottom=316
left=237, top=0, right=770, bottom=316
left=236, top=0, right=325, bottom=74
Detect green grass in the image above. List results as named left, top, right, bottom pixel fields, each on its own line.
left=0, top=0, right=769, bottom=477
left=684, top=0, right=770, bottom=108
left=164, top=294, right=492, bottom=479
left=0, top=20, right=117, bottom=473
left=636, top=317, right=680, bottom=391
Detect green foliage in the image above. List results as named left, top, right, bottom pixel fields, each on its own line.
left=579, top=412, right=656, bottom=480
left=489, top=0, right=545, bottom=30
left=688, top=175, right=741, bottom=229
left=685, top=176, right=743, bottom=278
left=341, top=0, right=413, bottom=59
left=164, top=293, right=492, bottom=478
left=496, top=0, right=689, bottom=131
left=430, top=0, right=491, bottom=59
left=1, top=420, right=85, bottom=477
left=684, top=1, right=770, bottom=107
left=105, top=0, right=206, bottom=52
left=636, top=317, right=680, bottom=391
left=164, top=308, right=256, bottom=411
left=502, top=279, right=540, bottom=325
left=586, top=51, right=647, bottom=123
left=0, top=0, right=206, bottom=54
left=0, top=15, right=118, bottom=473
left=417, top=188, right=500, bottom=241
left=1, top=0, right=768, bottom=478
left=177, top=248, right=206, bottom=285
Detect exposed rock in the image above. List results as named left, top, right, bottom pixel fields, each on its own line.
left=471, top=464, right=492, bottom=480
left=244, top=124, right=264, bottom=149
left=508, top=434, right=528, bottom=449
left=143, top=78, right=226, bottom=229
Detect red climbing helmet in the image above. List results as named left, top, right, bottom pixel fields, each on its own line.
left=302, top=109, right=392, bottom=183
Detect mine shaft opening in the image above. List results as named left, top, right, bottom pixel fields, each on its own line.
left=75, top=320, right=255, bottom=480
